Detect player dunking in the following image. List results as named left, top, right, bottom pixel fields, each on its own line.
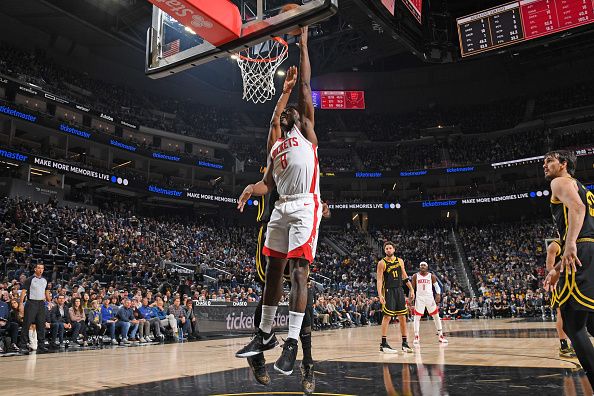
left=246, top=65, right=329, bottom=393
left=411, top=261, right=448, bottom=346
left=376, top=241, right=414, bottom=353
left=544, top=239, right=576, bottom=358
left=236, top=26, right=322, bottom=377
left=544, top=150, right=594, bottom=387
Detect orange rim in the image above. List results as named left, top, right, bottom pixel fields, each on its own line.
left=236, top=36, right=289, bottom=63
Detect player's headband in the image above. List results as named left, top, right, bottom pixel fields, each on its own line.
left=419, top=261, right=428, bottom=268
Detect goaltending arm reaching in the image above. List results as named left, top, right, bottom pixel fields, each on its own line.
left=297, top=26, right=318, bottom=146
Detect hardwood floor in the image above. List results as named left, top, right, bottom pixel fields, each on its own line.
left=0, top=319, right=586, bottom=395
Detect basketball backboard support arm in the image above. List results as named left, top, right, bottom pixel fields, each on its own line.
left=145, top=0, right=338, bottom=79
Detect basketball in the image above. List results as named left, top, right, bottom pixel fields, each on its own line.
left=280, top=3, right=302, bottom=36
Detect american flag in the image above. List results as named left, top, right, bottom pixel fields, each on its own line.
left=162, top=39, right=180, bottom=58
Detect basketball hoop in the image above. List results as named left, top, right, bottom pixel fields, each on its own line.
left=236, top=37, right=289, bottom=104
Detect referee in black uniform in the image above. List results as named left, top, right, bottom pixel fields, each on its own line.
left=20, top=263, right=51, bottom=353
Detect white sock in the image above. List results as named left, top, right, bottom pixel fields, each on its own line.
left=259, top=305, right=278, bottom=334
left=432, top=314, right=443, bottom=336
left=413, top=315, right=420, bottom=336
left=287, top=311, right=305, bottom=340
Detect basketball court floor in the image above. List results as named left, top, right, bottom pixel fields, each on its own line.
left=0, top=319, right=588, bottom=395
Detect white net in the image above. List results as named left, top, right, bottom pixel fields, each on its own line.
left=236, top=37, right=289, bottom=104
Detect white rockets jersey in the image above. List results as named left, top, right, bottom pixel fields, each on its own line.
left=416, top=272, right=434, bottom=299
left=269, top=125, right=320, bottom=196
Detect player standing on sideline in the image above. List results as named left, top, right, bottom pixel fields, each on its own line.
left=377, top=241, right=414, bottom=353
left=544, top=239, right=576, bottom=358
left=410, top=261, right=448, bottom=346
left=236, top=26, right=323, bottom=378
left=246, top=65, right=329, bottom=393
left=543, top=150, right=594, bottom=387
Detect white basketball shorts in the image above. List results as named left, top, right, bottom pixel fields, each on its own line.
left=262, top=193, right=322, bottom=263
left=414, top=295, right=439, bottom=316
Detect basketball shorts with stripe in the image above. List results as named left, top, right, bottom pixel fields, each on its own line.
left=382, top=287, right=407, bottom=317
left=414, top=295, right=438, bottom=316
left=262, top=193, right=322, bottom=264
left=559, top=241, right=594, bottom=312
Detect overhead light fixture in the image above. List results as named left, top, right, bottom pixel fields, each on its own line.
left=30, top=171, right=43, bottom=176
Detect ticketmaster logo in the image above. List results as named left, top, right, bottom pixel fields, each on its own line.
left=110, top=139, right=137, bottom=152
left=226, top=312, right=289, bottom=330
left=152, top=152, right=180, bottom=161
left=148, top=185, right=182, bottom=197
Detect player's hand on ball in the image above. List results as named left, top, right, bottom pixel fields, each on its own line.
left=300, top=26, right=309, bottom=43
left=283, top=66, right=298, bottom=93
left=237, top=185, right=254, bottom=212
left=561, top=242, right=582, bottom=274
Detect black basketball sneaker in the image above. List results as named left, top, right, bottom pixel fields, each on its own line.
left=402, top=341, right=413, bottom=353
left=236, top=329, right=279, bottom=358
left=247, top=353, right=270, bottom=385
left=274, top=338, right=299, bottom=375
left=300, top=362, right=315, bottom=394
left=380, top=342, right=398, bottom=353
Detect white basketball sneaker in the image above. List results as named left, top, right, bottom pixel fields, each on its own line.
left=439, top=334, right=449, bottom=344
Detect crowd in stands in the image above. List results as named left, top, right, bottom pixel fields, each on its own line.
left=2, top=41, right=594, bottom=175
left=0, top=189, right=564, bottom=354
left=535, top=80, right=594, bottom=115
left=447, top=127, right=594, bottom=166
left=357, top=142, right=443, bottom=171
left=458, top=220, right=554, bottom=319
left=0, top=42, right=233, bottom=143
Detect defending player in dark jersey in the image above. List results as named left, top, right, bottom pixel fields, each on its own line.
left=376, top=241, right=414, bottom=353
left=544, top=239, right=575, bottom=358
left=544, top=150, right=594, bottom=386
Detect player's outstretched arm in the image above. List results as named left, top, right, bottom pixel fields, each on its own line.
left=297, top=26, right=318, bottom=146
left=237, top=156, right=276, bottom=212
left=268, top=66, right=298, bottom=152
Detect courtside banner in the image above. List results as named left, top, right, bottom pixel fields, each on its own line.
left=193, top=301, right=289, bottom=334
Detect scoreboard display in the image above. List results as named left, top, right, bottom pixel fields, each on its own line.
left=312, top=91, right=366, bottom=110
left=457, top=0, right=594, bottom=57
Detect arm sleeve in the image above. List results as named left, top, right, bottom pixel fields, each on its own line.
left=433, top=282, right=441, bottom=294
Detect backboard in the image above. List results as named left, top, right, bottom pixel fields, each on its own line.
left=145, top=0, right=338, bottom=79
